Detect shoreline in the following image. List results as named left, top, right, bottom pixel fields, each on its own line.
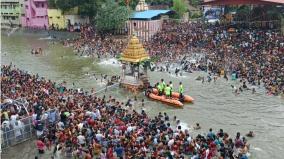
left=1, top=64, right=253, bottom=159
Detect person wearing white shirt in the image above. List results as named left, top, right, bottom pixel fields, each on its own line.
left=96, top=109, right=101, bottom=119
left=32, top=113, right=37, bottom=121
left=114, top=129, right=120, bottom=136
left=13, top=121, right=23, bottom=141
left=77, top=133, right=86, bottom=146
left=77, top=123, right=84, bottom=131
left=168, top=138, right=174, bottom=147
left=1, top=120, right=10, bottom=129
left=10, top=114, right=18, bottom=126
left=127, top=126, right=133, bottom=132
left=57, top=121, right=64, bottom=131
left=96, top=131, right=103, bottom=142
left=153, top=137, right=158, bottom=145
left=205, top=147, right=210, bottom=159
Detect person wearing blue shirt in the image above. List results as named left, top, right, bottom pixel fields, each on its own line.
left=207, top=128, right=215, bottom=140
left=48, top=109, right=57, bottom=124
left=115, top=144, right=124, bottom=159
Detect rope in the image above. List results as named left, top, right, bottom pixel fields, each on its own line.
left=92, top=83, right=120, bottom=95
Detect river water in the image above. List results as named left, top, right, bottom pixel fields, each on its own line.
left=1, top=31, right=284, bottom=159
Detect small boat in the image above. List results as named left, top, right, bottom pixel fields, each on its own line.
left=152, top=88, right=194, bottom=103
left=148, top=93, right=183, bottom=108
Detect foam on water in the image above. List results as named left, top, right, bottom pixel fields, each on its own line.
left=98, top=58, right=121, bottom=67
left=252, top=147, right=263, bottom=152
left=82, top=55, right=90, bottom=58
left=81, top=66, right=90, bottom=72
left=7, top=27, right=19, bottom=37
left=177, top=122, right=191, bottom=132
left=169, top=73, right=188, bottom=78
left=39, top=36, right=53, bottom=40
left=96, top=80, right=107, bottom=86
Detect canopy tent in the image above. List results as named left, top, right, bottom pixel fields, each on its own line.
left=202, top=0, right=284, bottom=5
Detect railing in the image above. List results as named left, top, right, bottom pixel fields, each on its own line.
left=1, top=115, right=34, bottom=150
left=1, top=109, right=58, bottom=151
left=1, top=95, right=57, bottom=150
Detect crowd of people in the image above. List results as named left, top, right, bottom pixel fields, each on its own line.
left=63, top=26, right=127, bottom=59
left=147, top=21, right=284, bottom=95
left=63, top=21, right=283, bottom=96
left=1, top=64, right=251, bottom=159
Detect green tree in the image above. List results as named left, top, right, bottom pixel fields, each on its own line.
left=78, top=0, right=103, bottom=19
left=51, top=0, right=103, bottom=19
left=48, top=0, right=57, bottom=8
left=95, top=0, right=130, bottom=33
left=189, top=0, right=200, bottom=7
left=55, top=0, right=78, bottom=13
left=171, top=0, right=187, bottom=18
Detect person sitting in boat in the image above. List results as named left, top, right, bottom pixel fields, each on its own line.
left=178, top=82, right=184, bottom=102
left=164, top=84, right=171, bottom=98
left=145, top=85, right=153, bottom=97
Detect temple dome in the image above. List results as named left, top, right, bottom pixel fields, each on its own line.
left=120, top=35, right=149, bottom=63
left=135, top=0, right=149, bottom=12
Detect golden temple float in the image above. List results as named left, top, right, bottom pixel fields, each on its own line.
left=119, top=35, right=150, bottom=93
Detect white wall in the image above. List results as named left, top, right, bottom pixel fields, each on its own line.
left=65, top=15, right=89, bottom=25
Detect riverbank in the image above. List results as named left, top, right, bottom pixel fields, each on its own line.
left=1, top=28, right=79, bottom=41
left=2, top=64, right=252, bottom=159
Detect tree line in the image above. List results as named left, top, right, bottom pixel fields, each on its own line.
left=48, top=0, right=192, bottom=33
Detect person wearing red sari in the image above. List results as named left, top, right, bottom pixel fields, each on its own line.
left=107, top=146, right=114, bottom=159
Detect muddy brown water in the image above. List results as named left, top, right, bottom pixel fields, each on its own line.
left=1, top=32, right=284, bottom=159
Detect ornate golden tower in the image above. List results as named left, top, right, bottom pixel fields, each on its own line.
left=120, top=35, right=150, bottom=93
left=120, top=35, right=149, bottom=63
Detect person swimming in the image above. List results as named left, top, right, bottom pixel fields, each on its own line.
left=246, top=131, right=255, bottom=137
left=252, top=88, right=256, bottom=94
left=231, top=85, right=239, bottom=94
left=224, top=72, right=228, bottom=81
left=207, top=74, right=212, bottom=83
left=194, top=123, right=201, bottom=130
left=243, top=81, right=248, bottom=89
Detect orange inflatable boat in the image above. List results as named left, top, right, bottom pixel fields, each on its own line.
left=148, top=93, right=184, bottom=108
left=152, top=89, right=194, bottom=103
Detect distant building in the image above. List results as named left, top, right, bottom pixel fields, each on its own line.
left=47, top=9, right=66, bottom=30
left=63, top=7, right=89, bottom=31
left=0, top=0, right=23, bottom=28
left=148, top=5, right=169, bottom=10
left=135, top=0, right=149, bottom=11
left=22, top=0, right=48, bottom=28
left=127, top=0, right=172, bottom=42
